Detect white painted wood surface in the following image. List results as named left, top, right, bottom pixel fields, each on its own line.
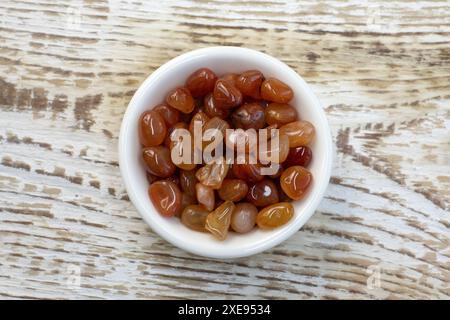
left=0, top=0, right=449, bottom=299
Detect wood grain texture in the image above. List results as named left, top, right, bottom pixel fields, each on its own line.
left=0, top=0, right=449, bottom=299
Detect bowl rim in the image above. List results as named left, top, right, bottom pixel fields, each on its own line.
left=119, top=46, right=333, bottom=259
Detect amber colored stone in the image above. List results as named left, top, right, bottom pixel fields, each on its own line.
left=280, top=166, right=312, bottom=200
left=196, top=183, right=215, bottom=211
left=142, top=146, right=176, bottom=178
left=231, top=103, right=265, bottom=130
left=180, top=169, right=197, bottom=197
left=279, top=120, right=315, bottom=147
left=189, top=110, right=210, bottom=135
left=265, top=103, right=298, bottom=126
left=164, top=122, right=188, bottom=148
left=196, top=157, right=229, bottom=189
left=218, top=179, right=248, bottom=202
left=246, top=179, right=279, bottom=207
left=230, top=202, right=257, bottom=233
left=166, top=87, right=195, bottom=113
left=181, top=205, right=209, bottom=231
left=148, top=180, right=182, bottom=217
left=139, top=110, right=167, bottom=147
left=205, top=201, right=235, bottom=240
left=203, top=93, right=230, bottom=119
left=213, top=79, right=242, bottom=109
left=256, top=202, right=294, bottom=229
left=235, top=70, right=264, bottom=99
left=186, top=68, right=217, bottom=97
left=260, top=78, right=293, bottom=103
left=153, top=104, right=180, bottom=127
left=284, top=146, right=313, bottom=167
left=232, top=163, right=263, bottom=183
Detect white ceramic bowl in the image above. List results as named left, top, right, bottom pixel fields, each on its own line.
left=119, top=47, right=332, bottom=259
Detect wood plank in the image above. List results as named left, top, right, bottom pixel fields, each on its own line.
left=0, top=0, right=448, bottom=299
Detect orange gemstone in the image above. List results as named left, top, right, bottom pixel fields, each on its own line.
left=230, top=203, right=257, bottom=233
left=231, top=103, right=265, bottom=130
left=186, top=68, right=217, bottom=97
left=142, top=146, right=176, bottom=178
left=181, top=205, right=210, bottom=232
left=166, top=87, right=195, bottom=113
left=218, top=179, right=248, bottom=202
left=235, top=70, right=264, bottom=99
left=148, top=180, right=182, bottom=217
left=205, top=201, right=235, bottom=240
left=260, top=78, right=293, bottom=103
left=139, top=110, right=167, bottom=147
left=265, top=103, right=298, bottom=126
left=246, top=179, right=279, bottom=207
left=153, top=104, right=180, bottom=127
left=196, top=157, right=229, bottom=189
left=213, top=79, right=242, bottom=109
left=256, top=202, right=294, bottom=229
left=280, top=166, right=312, bottom=200
left=279, top=121, right=315, bottom=148
left=196, top=183, right=215, bottom=211
left=204, top=93, right=230, bottom=119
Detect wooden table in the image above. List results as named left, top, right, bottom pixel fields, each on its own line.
left=0, top=0, right=448, bottom=299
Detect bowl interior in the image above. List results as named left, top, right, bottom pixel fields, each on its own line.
left=119, top=47, right=332, bottom=259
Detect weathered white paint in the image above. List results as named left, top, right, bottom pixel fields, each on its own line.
left=0, top=0, right=448, bottom=299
